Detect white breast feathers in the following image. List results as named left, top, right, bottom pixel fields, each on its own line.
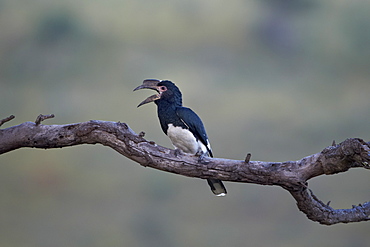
left=167, top=124, right=208, bottom=155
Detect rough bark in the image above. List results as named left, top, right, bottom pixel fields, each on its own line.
left=0, top=115, right=369, bottom=225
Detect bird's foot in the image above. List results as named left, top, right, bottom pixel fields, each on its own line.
left=198, top=153, right=206, bottom=162
left=174, top=149, right=183, bottom=157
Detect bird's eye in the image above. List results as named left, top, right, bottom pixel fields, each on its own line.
left=159, top=86, right=167, bottom=91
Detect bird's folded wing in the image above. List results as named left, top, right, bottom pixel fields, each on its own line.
left=175, top=107, right=213, bottom=157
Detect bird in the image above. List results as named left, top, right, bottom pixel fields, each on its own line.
left=133, top=79, right=227, bottom=196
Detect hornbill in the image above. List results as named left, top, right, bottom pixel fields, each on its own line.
left=134, top=79, right=227, bottom=196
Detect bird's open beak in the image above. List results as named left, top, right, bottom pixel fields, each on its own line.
left=133, top=79, right=161, bottom=107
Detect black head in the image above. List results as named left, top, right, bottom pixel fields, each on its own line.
left=133, top=79, right=182, bottom=107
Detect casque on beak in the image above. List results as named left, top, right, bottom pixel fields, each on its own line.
left=133, top=79, right=161, bottom=107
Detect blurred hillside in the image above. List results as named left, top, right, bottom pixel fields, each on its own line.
left=1, top=0, right=370, bottom=246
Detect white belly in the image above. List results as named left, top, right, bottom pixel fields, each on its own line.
left=167, top=124, right=207, bottom=155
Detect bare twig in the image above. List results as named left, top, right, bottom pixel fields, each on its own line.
left=0, top=115, right=15, bottom=127
left=35, top=114, right=55, bottom=125
left=245, top=153, right=251, bottom=163
left=139, top=131, right=145, bottom=138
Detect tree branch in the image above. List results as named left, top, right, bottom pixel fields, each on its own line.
left=0, top=115, right=369, bottom=225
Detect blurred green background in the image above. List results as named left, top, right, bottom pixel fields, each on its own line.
left=1, top=0, right=370, bottom=246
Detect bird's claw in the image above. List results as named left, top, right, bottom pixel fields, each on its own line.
left=198, top=153, right=206, bottom=162
left=174, top=149, right=183, bottom=157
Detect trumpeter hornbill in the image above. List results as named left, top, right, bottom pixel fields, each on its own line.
left=134, top=79, right=227, bottom=196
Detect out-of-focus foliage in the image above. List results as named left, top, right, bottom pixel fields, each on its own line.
left=1, top=0, right=369, bottom=246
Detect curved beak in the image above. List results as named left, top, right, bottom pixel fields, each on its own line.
left=133, top=79, right=161, bottom=107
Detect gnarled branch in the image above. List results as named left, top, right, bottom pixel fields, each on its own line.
left=0, top=115, right=369, bottom=225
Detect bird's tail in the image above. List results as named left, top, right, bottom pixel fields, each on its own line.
left=202, top=151, right=227, bottom=196
left=207, top=178, right=227, bottom=197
